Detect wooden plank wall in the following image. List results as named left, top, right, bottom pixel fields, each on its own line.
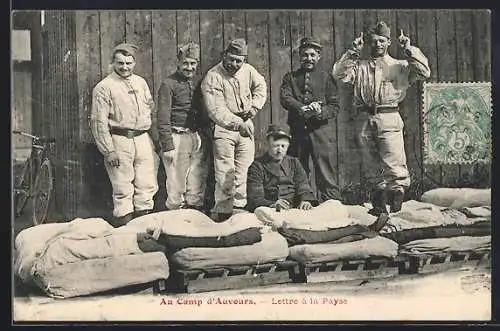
left=12, top=68, right=32, bottom=161
left=39, top=9, right=491, bottom=217
left=41, top=11, right=81, bottom=219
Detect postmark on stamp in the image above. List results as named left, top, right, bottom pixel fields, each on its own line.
left=422, top=82, right=491, bottom=165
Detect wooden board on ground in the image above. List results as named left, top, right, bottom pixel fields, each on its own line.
left=168, top=261, right=300, bottom=293
left=298, top=257, right=404, bottom=284
left=404, top=250, right=491, bottom=275
left=92, top=279, right=168, bottom=296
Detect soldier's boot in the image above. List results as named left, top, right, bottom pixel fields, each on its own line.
left=368, top=189, right=388, bottom=217
left=134, top=209, right=154, bottom=219
left=210, top=212, right=232, bottom=223
left=388, top=189, right=404, bottom=213
left=110, top=212, right=134, bottom=228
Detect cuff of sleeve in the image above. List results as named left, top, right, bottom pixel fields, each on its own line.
left=347, top=48, right=361, bottom=57
left=293, top=102, right=306, bottom=112
left=404, top=46, right=414, bottom=57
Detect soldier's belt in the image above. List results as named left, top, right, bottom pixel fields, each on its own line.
left=235, top=112, right=252, bottom=121
left=110, top=127, right=148, bottom=138
left=172, top=126, right=196, bottom=134
left=359, top=105, right=399, bottom=115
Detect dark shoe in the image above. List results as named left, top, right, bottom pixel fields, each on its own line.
left=110, top=212, right=134, bottom=228
left=368, top=213, right=390, bottom=232
left=134, top=209, right=153, bottom=219
left=368, top=189, right=387, bottom=217
left=211, top=212, right=232, bottom=223
left=388, top=190, right=404, bottom=213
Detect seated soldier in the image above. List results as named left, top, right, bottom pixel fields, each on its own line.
left=246, top=124, right=318, bottom=212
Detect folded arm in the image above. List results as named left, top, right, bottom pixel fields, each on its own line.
left=332, top=48, right=360, bottom=85
left=315, top=73, right=340, bottom=120
left=201, top=73, right=244, bottom=131
left=280, top=72, right=316, bottom=120
left=404, top=45, right=431, bottom=84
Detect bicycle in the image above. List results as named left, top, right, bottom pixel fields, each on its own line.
left=13, top=130, right=56, bottom=225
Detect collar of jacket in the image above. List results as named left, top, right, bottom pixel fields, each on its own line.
left=110, top=70, right=134, bottom=81
left=260, top=153, right=292, bottom=178
left=173, top=70, right=195, bottom=82
left=217, top=61, right=241, bottom=77
left=369, top=54, right=392, bottom=66
left=297, top=65, right=318, bottom=74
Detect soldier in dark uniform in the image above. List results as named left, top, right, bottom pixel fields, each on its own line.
left=280, top=37, right=341, bottom=202
left=246, top=124, right=318, bottom=212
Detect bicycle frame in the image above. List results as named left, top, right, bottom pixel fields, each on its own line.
left=14, top=133, right=49, bottom=193
left=13, top=130, right=55, bottom=222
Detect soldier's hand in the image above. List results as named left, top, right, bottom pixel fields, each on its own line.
left=309, top=101, right=322, bottom=114
left=162, top=150, right=175, bottom=163
left=271, top=199, right=291, bottom=211
left=398, top=29, right=410, bottom=49
left=105, top=151, right=120, bottom=168
left=352, top=32, right=364, bottom=52
left=298, top=201, right=313, bottom=210
left=238, top=122, right=253, bottom=138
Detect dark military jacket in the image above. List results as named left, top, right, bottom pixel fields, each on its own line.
left=280, top=67, right=340, bottom=133
left=246, top=154, right=318, bottom=212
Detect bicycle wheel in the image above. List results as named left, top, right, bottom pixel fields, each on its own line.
left=32, top=159, right=54, bottom=225
left=14, top=160, right=32, bottom=217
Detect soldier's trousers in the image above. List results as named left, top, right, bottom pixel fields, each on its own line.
left=212, top=124, right=255, bottom=214
left=355, top=111, right=410, bottom=192
left=289, top=123, right=340, bottom=202
left=104, top=132, right=159, bottom=217
left=161, top=131, right=209, bottom=210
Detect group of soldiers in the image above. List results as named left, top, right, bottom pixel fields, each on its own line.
left=90, top=20, right=430, bottom=226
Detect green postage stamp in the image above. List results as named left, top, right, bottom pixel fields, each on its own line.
left=422, top=82, right=492, bottom=165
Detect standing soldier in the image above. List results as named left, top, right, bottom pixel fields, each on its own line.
left=156, top=42, right=210, bottom=212
left=91, top=43, right=159, bottom=226
left=201, top=39, right=267, bottom=222
left=332, top=21, right=430, bottom=216
left=280, top=37, right=341, bottom=202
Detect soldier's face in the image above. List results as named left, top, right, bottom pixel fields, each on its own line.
left=223, top=53, right=246, bottom=75
left=113, top=52, right=136, bottom=78
left=268, top=137, right=290, bottom=161
left=369, top=34, right=391, bottom=57
left=177, top=57, right=199, bottom=79
left=300, top=48, right=321, bottom=71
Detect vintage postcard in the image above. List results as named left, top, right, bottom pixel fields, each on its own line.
left=11, top=9, right=492, bottom=322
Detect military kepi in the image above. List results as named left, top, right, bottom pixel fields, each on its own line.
left=226, top=39, right=248, bottom=56
left=299, top=37, right=323, bottom=51
left=178, top=42, right=200, bottom=61
left=113, top=43, right=139, bottom=58
left=266, top=124, right=292, bottom=140
left=367, top=21, right=391, bottom=39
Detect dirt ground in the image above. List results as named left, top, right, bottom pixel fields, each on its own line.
left=13, top=265, right=491, bottom=322
left=12, top=203, right=491, bottom=322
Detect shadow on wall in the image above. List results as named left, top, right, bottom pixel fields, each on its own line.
left=82, top=144, right=114, bottom=219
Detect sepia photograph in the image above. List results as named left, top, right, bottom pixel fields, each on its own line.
left=11, top=9, right=492, bottom=322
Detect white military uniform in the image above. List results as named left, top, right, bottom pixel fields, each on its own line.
left=201, top=62, right=267, bottom=214
left=91, top=71, right=159, bottom=217
left=333, top=45, right=430, bottom=191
